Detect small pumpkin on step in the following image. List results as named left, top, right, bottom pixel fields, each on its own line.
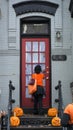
left=12, top=107, right=24, bottom=117
left=10, top=112, right=20, bottom=127
left=47, top=107, right=58, bottom=117
left=51, top=114, right=61, bottom=126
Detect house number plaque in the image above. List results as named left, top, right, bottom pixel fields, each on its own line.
left=52, top=55, right=67, bottom=61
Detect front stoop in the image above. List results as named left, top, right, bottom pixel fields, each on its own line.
left=1, top=114, right=63, bottom=130
left=11, top=114, right=63, bottom=130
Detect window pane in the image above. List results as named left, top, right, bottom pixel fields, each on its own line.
left=33, top=53, right=38, bottom=63
left=41, top=64, right=45, bottom=70
left=26, top=41, right=31, bottom=51
left=26, top=75, right=31, bottom=86
left=40, top=41, right=45, bottom=51
left=22, top=23, right=49, bottom=34
left=26, top=64, right=31, bottom=74
left=26, top=53, right=31, bottom=62
left=33, top=42, right=38, bottom=52
left=40, top=53, right=45, bottom=62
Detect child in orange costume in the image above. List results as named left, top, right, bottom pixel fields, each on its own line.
left=61, top=103, right=73, bottom=130
left=31, top=65, right=45, bottom=115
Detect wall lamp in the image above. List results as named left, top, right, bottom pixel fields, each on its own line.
left=56, top=31, right=61, bottom=39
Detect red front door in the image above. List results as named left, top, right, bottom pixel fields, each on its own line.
left=21, top=38, right=51, bottom=108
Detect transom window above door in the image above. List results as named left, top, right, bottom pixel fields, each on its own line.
left=21, top=23, right=49, bottom=34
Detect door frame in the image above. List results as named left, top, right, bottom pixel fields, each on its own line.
left=20, top=16, right=51, bottom=112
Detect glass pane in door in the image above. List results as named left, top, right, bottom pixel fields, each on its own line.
left=26, top=53, right=31, bottom=62
left=40, top=53, right=45, bottom=63
left=33, top=53, right=38, bottom=63
left=26, top=41, right=31, bottom=51
left=33, top=41, right=38, bottom=51
left=40, top=41, right=45, bottom=51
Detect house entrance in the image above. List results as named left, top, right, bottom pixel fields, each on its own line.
left=20, top=20, right=51, bottom=110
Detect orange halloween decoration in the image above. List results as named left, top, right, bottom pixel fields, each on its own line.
left=13, top=107, right=24, bottom=117
left=64, top=103, right=73, bottom=124
left=51, top=116, right=61, bottom=126
left=47, top=108, right=58, bottom=117
left=10, top=115, right=20, bottom=127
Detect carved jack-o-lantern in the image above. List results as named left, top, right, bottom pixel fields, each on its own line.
left=13, top=107, right=24, bottom=117
left=10, top=116, right=20, bottom=127
left=51, top=116, right=61, bottom=126
left=47, top=108, right=58, bottom=117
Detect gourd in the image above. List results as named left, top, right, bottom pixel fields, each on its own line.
left=51, top=116, right=61, bottom=126
left=12, top=107, right=24, bottom=117
left=47, top=107, right=58, bottom=117
left=10, top=113, right=20, bottom=127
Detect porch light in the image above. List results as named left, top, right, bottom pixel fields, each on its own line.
left=56, top=31, right=61, bottom=39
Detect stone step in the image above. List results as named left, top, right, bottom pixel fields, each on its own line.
left=10, top=126, right=63, bottom=130
left=20, top=114, right=52, bottom=126
left=1, top=126, right=63, bottom=130
left=1, top=114, right=63, bottom=130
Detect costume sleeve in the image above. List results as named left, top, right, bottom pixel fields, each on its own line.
left=61, top=113, right=70, bottom=127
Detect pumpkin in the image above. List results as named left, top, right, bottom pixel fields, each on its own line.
left=13, top=107, right=24, bottom=117
left=10, top=116, right=20, bottom=126
left=47, top=107, right=58, bottom=117
left=51, top=116, right=61, bottom=126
